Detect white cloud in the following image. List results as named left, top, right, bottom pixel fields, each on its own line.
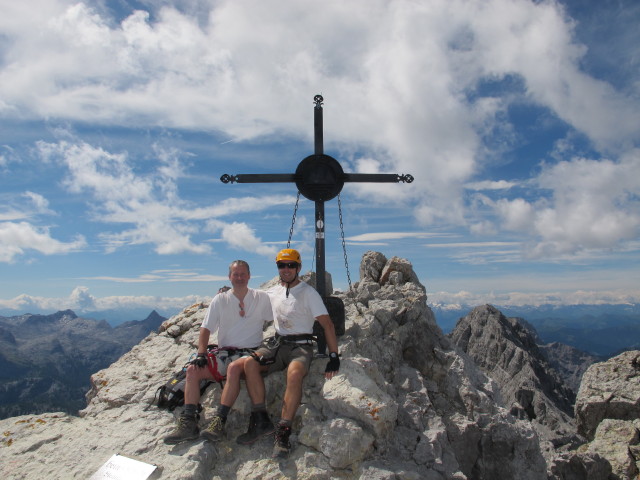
left=465, top=180, right=516, bottom=191
left=69, top=286, right=96, bottom=310
left=83, top=269, right=228, bottom=283
left=0, top=191, right=55, bottom=221
left=425, top=242, right=517, bottom=248
left=0, top=286, right=203, bottom=317
left=347, top=232, right=448, bottom=242
left=489, top=150, right=640, bottom=257
left=2, top=283, right=638, bottom=319
left=34, top=138, right=294, bottom=256
left=0, top=221, right=86, bottom=262
left=22, top=191, right=52, bottom=212
left=207, top=220, right=278, bottom=257
left=429, top=288, right=640, bottom=308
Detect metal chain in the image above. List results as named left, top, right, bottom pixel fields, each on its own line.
left=287, top=191, right=301, bottom=248
left=337, top=193, right=353, bottom=294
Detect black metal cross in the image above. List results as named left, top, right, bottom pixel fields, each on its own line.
left=221, top=94, right=413, bottom=298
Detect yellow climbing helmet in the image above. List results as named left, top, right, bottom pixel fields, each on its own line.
left=276, top=249, right=301, bottom=264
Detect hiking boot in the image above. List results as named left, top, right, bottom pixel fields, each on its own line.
left=200, top=414, right=226, bottom=442
left=163, top=414, right=199, bottom=445
left=272, top=423, right=292, bottom=458
left=236, top=411, right=275, bottom=445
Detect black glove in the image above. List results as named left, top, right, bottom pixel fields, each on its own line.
left=325, top=352, right=340, bottom=373
left=193, top=353, right=208, bottom=368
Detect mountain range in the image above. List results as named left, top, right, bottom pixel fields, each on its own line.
left=0, top=309, right=166, bottom=419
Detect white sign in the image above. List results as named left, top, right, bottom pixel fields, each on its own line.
left=90, top=454, right=157, bottom=480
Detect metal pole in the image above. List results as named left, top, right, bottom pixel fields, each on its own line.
left=314, top=95, right=326, bottom=297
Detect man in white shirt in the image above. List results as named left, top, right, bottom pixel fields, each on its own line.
left=164, top=260, right=273, bottom=444
left=237, top=249, right=340, bottom=458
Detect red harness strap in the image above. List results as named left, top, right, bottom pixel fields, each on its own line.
left=206, top=350, right=225, bottom=383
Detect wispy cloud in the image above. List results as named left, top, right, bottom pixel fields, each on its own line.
left=347, top=232, right=450, bottom=242
left=425, top=241, right=518, bottom=248
left=465, top=180, right=517, bottom=191
left=31, top=138, right=290, bottom=258
left=82, top=269, right=228, bottom=283
left=430, top=289, right=640, bottom=308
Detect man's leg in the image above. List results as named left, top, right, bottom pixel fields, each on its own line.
left=236, top=356, right=274, bottom=444
left=280, top=360, right=306, bottom=421
left=164, top=364, right=214, bottom=445
left=272, top=361, right=307, bottom=457
left=273, top=346, right=312, bottom=458
left=201, top=357, right=246, bottom=442
left=244, top=355, right=267, bottom=405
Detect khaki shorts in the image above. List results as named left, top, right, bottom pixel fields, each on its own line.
left=255, top=342, right=314, bottom=375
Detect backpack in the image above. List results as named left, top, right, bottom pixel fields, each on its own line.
left=149, top=345, right=247, bottom=412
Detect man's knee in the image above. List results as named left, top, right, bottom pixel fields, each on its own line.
left=244, top=356, right=260, bottom=372
left=226, top=358, right=245, bottom=378
left=286, top=363, right=307, bottom=384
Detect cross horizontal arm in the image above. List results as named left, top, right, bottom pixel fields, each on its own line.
left=344, top=173, right=414, bottom=183
left=220, top=173, right=296, bottom=184
left=220, top=172, right=414, bottom=184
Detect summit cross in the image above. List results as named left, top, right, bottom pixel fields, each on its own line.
left=221, top=94, right=414, bottom=298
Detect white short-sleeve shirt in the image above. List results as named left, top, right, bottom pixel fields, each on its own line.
left=267, top=281, right=328, bottom=335
left=201, top=288, right=273, bottom=348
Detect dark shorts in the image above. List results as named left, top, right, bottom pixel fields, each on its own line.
left=254, top=342, right=314, bottom=375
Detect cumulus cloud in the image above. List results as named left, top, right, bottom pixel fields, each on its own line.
left=207, top=220, right=278, bottom=257
left=69, top=286, right=96, bottom=310
left=490, top=150, right=640, bottom=257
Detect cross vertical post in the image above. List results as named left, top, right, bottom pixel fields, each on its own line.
left=314, top=95, right=327, bottom=297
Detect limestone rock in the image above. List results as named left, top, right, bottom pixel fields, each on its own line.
left=359, top=250, right=388, bottom=282
left=571, top=351, right=640, bottom=479
left=548, top=451, right=612, bottom=480
left=575, top=350, right=640, bottom=440
left=540, top=342, right=601, bottom=394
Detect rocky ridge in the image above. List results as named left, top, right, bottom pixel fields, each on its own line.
left=448, top=305, right=640, bottom=479
left=448, top=305, right=578, bottom=455
left=0, top=251, right=638, bottom=479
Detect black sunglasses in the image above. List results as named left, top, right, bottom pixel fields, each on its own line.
left=277, top=262, right=298, bottom=269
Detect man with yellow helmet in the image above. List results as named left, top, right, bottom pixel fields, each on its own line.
left=238, top=248, right=340, bottom=458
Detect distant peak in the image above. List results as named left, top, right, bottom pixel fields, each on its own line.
left=54, top=309, right=78, bottom=320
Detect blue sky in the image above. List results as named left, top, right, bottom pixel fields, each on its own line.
left=1, top=0, right=639, bottom=320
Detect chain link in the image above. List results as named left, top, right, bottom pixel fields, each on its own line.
left=337, top=193, right=353, bottom=294
left=287, top=192, right=301, bottom=248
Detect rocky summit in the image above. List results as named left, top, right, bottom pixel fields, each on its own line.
left=0, top=251, right=639, bottom=479
left=448, top=305, right=579, bottom=459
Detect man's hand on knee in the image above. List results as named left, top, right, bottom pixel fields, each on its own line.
left=193, top=353, right=208, bottom=368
